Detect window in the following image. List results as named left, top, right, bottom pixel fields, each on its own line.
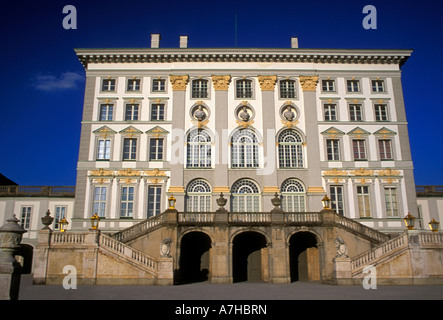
left=149, top=138, right=163, bottom=160
left=20, top=206, right=32, bottom=229
left=326, top=139, right=340, bottom=161
left=186, top=179, right=212, bottom=212
left=280, top=80, right=296, bottom=99
left=123, top=138, right=137, bottom=160
left=324, top=104, right=337, bottom=121
left=231, top=179, right=260, bottom=212
left=374, top=104, right=389, bottom=121
left=187, top=130, right=212, bottom=168
left=236, top=79, right=252, bottom=99
left=379, top=139, right=393, bottom=160
left=192, top=79, right=208, bottom=98
left=151, top=103, right=165, bottom=121
left=99, top=104, right=113, bottom=121
left=357, top=186, right=371, bottom=217
left=231, top=129, right=259, bottom=168
left=127, top=79, right=140, bottom=91
left=102, top=79, right=116, bottom=92
left=330, top=186, right=345, bottom=216
left=120, top=186, right=134, bottom=218
left=281, top=179, right=306, bottom=212
left=93, top=186, right=107, bottom=217
left=349, top=104, right=362, bottom=121
left=352, top=139, right=367, bottom=160
left=54, top=206, right=66, bottom=230
left=125, top=104, right=139, bottom=121
left=97, top=139, right=111, bottom=160
left=384, top=187, right=398, bottom=217
left=152, top=79, right=166, bottom=92
left=147, top=186, right=162, bottom=217
left=278, top=129, right=304, bottom=168
left=322, top=79, right=335, bottom=92
left=372, top=80, right=385, bottom=93
left=347, top=79, right=360, bottom=92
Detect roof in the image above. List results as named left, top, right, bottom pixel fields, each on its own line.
left=0, top=173, right=18, bottom=186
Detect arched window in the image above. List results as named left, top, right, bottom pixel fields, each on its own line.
left=187, top=129, right=212, bottom=168
left=281, top=179, right=306, bottom=212
left=231, top=129, right=259, bottom=168
left=278, top=129, right=304, bottom=168
left=231, top=179, right=260, bottom=212
left=186, top=179, right=212, bottom=212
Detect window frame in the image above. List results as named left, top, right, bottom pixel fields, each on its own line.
left=352, top=139, right=367, bottom=161
left=147, top=185, right=162, bottom=217
left=323, top=103, right=337, bottom=121
left=92, top=186, right=107, bottom=218
left=120, top=185, right=135, bottom=218
left=277, top=129, right=304, bottom=168
left=185, top=179, right=212, bottom=212
left=152, top=78, right=166, bottom=93
left=124, top=103, right=140, bottom=121
left=330, top=185, right=345, bottom=216
left=191, top=78, right=209, bottom=99
left=150, top=102, right=166, bottom=121
left=20, top=206, right=32, bottom=229
left=122, top=137, right=138, bottom=161
left=281, top=178, right=306, bottom=212
left=126, top=78, right=141, bottom=92
left=186, top=129, right=212, bottom=168
left=230, top=179, right=261, bottom=212
left=357, top=185, right=371, bottom=218
left=371, top=79, right=386, bottom=93
left=99, top=103, right=114, bottom=121
left=101, top=78, right=116, bottom=92
left=374, top=104, right=390, bottom=122
left=384, top=186, right=399, bottom=217
left=326, top=139, right=340, bottom=161
left=321, top=79, right=336, bottom=93
left=235, top=78, right=254, bottom=99
left=346, top=79, right=361, bottom=93
left=149, top=138, right=164, bottom=161
left=231, top=129, right=260, bottom=169
left=279, top=79, right=297, bottom=99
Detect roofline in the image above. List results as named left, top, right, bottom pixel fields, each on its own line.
left=74, top=47, right=413, bottom=69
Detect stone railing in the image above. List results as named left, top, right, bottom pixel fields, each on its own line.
left=351, top=233, right=408, bottom=274
left=229, top=212, right=272, bottom=224
left=0, top=185, right=75, bottom=197
left=178, top=212, right=215, bottom=224
left=285, top=212, right=321, bottom=224
left=99, top=233, right=157, bottom=273
left=112, top=212, right=166, bottom=242
left=51, top=232, right=86, bottom=244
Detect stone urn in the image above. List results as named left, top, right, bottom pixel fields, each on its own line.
left=216, top=193, right=227, bottom=208
left=0, top=215, right=27, bottom=263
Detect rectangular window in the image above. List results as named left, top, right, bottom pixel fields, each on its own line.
left=372, top=80, right=385, bottom=93
left=236, top=79, right=252, bottom=98
left=324, top=104, right=337, bottom=121
left=99, top=104, right=113, bottom=121
left=93, top=187, right=107, bottom=217
left=102, top=79, right=116, bottom=92
left=326, top=139, right=340, bottom=161
left=374, top=104, right=389, bottom=121
left=357, top=186, right=371, bottom=217
left=280, top=80, right=296, bottom=99
left=385, top=187, right=398, bottom=217
left=150, top=104, right=165, bottom=121
left=322, top=79, right=335, bottom=92
left=349, top=104, right=362, bottom=121
left=125, top=104, right=139, bottom=121
left=20, top=206, right=32, bottom=229
left=123, top=138, right=137, bottom=160
left=379, top=139, right=393, bottom=160
left=353, top=139, right=367, bottom=160
left=330, top=186, right=344, bottom=216
left=120, top=186, right=134, bottom=218
left=149, top=138, right=163, bottom=160
left=192, top=79, right=208, bottom=98
left=127, top=79, right=140, bottom=91
left=54, top=206, right=66, bottom=230
left=147, top=186, right=162, bottom=217
left=347, top=80, right=360, bottom=93
left=97, top=139, right=111, bottom=160
left=152, top=79, right=166, bottom=92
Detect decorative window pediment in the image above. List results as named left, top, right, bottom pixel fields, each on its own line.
left=145, top=126, right=169, bottom=137
left=93, top=126, right=117, bottom=137
left=373, top=127, right=397, bottom=137
left=321, top=127, right=345, bottom=138
left=347, top=127, right=370, bottom=138
left=119, top=126, right=142, bottom=136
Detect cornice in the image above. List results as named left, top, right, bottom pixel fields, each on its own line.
left=74, top=48, right=413, bottom=69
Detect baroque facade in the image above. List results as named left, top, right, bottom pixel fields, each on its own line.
left=72, top=35, right=416, bottom=234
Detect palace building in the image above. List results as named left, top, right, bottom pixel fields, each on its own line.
left=2, top=35, right=443, bottom=286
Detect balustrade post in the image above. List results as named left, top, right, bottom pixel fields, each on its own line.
left=156, top=257, right=174, bottom=285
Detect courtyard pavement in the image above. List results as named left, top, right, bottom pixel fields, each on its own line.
left=18, top=275, right=443, bottom=300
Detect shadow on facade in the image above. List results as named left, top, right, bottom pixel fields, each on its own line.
left=289, top=232, right=319, bottom=282
left=177, top=231, right=211, bottom=284
left=16, top=244, right=34, bottom=274
left=232, top=231, right=268, bottom=283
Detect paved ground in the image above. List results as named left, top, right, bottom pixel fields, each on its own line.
left=18, top=275, right=443, bottom=300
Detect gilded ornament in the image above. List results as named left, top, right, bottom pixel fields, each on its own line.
left=212, top=75, right=231, bottom=90
left=351, top=168, right=374, bottom=176
left=117, top=168, right=140, bottom=176
left=323, top=168, right=348, bottom=176
left=145, top=168, right=167, bottom=177
left=299, top=76, right=319, bottom=91
left=170, top=75, right=189, bottom=90
left=258, top=75, right=277, bottom=91
left=377, top=168, right=401, bottom=176
left=90, top=168, right=113, bottom=176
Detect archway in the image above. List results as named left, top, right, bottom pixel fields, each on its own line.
left=232, top=231, right=268, bottom=283
left=16, top=244, right=34, bottom=274
left=289, top=232, right=319, bottom=282
left=178, top=232, right=211, bottom=284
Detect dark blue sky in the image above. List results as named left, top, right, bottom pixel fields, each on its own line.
left=0, top=0, right=441, bottom=186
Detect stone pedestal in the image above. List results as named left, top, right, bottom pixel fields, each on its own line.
left=333, top=256, right=353, bottom=285
left=0, top=215, right=27, bottom=300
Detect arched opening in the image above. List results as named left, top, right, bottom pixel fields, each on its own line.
left=289, top=232, right=319, bottom=282
left=232, top=231, right=268, bottom=283
left=15, top=244, right=34, bottom=274
left=178, top=232, right=211, bottom=284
